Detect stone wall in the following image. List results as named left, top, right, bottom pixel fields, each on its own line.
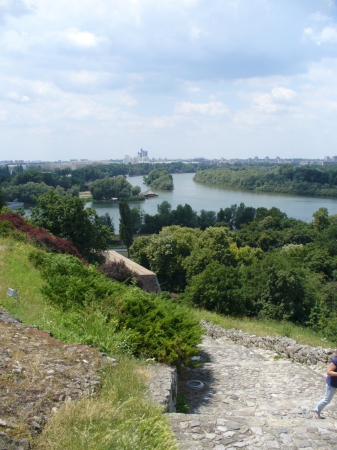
left=202, top=320, right=336, bottom=365
left=103, top=251, right=161, bottom=293
left=147, top=364, right=177, bottom=412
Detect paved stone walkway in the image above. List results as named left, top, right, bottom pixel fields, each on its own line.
left=170, top=334, right=337, bottom=450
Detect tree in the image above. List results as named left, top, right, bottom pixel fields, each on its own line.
left=182, top=262, right=245, bottom=315
left=30, top=191, right=113, bottom=262
left=144, top=169, right=174, bottom=190
left=119, top=199, right=133, bottom=257
left=313, top=207, right=330, bottom=232
left=171, top=204, right=199, bottom=228
left=0, top=186, right=5, bottom=210
left=198, top=209, right=216, bottom=230
left=130, top=207, right=144, bottom=234
left=139, top=226, right=202, bottom=292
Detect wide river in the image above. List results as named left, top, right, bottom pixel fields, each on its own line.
left=86, top=173, right=337, bottom=233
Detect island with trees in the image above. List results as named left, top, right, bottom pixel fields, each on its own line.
left=143, top=169, right=174, bottom=190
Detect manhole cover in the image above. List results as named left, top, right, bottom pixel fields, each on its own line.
left=186, top=380, right=204, bottom=390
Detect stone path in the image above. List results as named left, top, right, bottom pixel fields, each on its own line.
left=170, top=334, right=337, bottom=450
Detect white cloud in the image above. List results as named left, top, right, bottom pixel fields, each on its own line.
left=65, top=28, right=106, bottom=48
left=7, top=91, right=30, bottom=102
left=271, top=87, right=297, bottom=103
left=188, top=87, right=201, bottom=93
left=175, top=101, right=230, bottom=117
left=303, top=26, right=337, bottom=44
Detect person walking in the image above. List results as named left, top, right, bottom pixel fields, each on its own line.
left=313, top=354, right=337, bottom=419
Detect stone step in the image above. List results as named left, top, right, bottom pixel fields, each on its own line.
left=169, top=413, right=337, bottom=450
left=171, top=330, right=337, bottom=449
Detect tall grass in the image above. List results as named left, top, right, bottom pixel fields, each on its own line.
left=192, top=309, right=336, bottom=348
left=0, top=238, right=178, bottom=450
left=35, top=357, right=178, bottom=450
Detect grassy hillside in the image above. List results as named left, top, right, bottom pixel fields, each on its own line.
left=1, top=232, right=335, bottom=449
left=0, top=237, right=179, bottom=449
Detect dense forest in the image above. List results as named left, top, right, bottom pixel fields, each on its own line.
left=131, top=203, right=337, bottom=343
left=0, top=162, right=210, bottom=204
left=194, top=164, right=337, bottom=197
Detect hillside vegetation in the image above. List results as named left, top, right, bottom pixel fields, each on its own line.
left=132, top=205, right=337, bottom=345
left=194, top=164, right=337, bottom=197
left=2, top=202, right=337, bottom=448
left=0, top=234, right=198, bottom=449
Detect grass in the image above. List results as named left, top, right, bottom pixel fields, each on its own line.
left=1, top=233, right=336, bottom=449
left=192, top=309, right=337, bottom=349
left=35, top=357, right=178, bottom=450
left=1, top=235, right=335, bottom=353
left=0, top=237, right=178, bottom=450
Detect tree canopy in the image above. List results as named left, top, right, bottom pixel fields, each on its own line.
left=194, top=164, right=337, bottom=197
left=118, top=198, right=133, bottom=256
left=30, top=191, right=114, bottom=262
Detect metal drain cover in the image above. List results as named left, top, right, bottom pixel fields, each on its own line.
left=186, top=380, right=204, bottom=390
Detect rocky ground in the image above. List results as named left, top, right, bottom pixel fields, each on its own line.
left=2, top=303, right=337, bottom=450
left=0, top=308, right=115, bottom=450
left=171, top=332, right=337, bottom=450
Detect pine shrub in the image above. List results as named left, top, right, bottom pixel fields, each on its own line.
left=29, top=251, right=202, bottom=364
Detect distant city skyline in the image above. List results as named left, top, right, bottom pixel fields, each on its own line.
left=1, top=1, right=337, bottom=161
left=3, top=152, right=337, bottom=169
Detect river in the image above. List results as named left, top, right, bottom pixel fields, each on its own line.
left=85, top=173, right=337, bottom=233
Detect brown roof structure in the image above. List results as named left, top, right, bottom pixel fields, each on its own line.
left=140, top=190, right=158, bottom=197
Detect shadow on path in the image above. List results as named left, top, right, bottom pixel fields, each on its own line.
left=177, top=348, right=217, bottom=413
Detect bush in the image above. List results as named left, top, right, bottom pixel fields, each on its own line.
left=98, top=260, right=144, bottom=288
left=0, top=213, right=85, bottom=260
left=0, top=219, right=14, bottom=236
left=29, top=251, right=202, bottom=364
left=182, top=261, right=246, bottom=315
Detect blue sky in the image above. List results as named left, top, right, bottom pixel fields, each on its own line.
left=1, top=0, right=337, bottom=161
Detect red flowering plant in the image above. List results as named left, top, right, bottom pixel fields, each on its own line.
left=0, top=212, right=86, bottom=262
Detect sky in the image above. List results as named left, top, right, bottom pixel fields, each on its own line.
left=1, top=0, right=337, bottom=162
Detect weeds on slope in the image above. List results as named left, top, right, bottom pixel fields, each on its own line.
left=35, top=357, right=178, bottom=450
left=193, top=309, right=337, bottom=349
left=0, top=238, right=178, bottom=450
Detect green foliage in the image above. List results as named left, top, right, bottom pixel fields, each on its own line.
left=194, top=163, right=337, bottom=197
left=97, top=212, right=115, bottom=236
left=29, top=251, right=119, bottom=309
left=3, top=182, right=54, bottom=204
left=0, top=186, right=5, bottom=209
left=176, top=393, right=189, bottom=413
left=89, top=176, right=138, bottom=200
left=259, top=266, right=311, bottom=322
left=0, top=219, right=14, bottom=236
left=182, top=262, right=246, bottom=315
left=313, top=207, right=330, bottom=231
left=144, top=169, right=174, bottom=190
left=36, top=358, right=179, bottom=450
left=119, top=199, right=134, bottom=255
left=30, top=190, right=114, bottom=262
left=28, top=250, right=202, bottom=364
left=130, top=207, right=144, bottom=234
left=134, top=226, right=202, bottom=292
left=111, top=292, right=202, bottom=364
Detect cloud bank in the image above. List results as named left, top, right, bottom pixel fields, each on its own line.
left=0, top=0, right=337, bottom=160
